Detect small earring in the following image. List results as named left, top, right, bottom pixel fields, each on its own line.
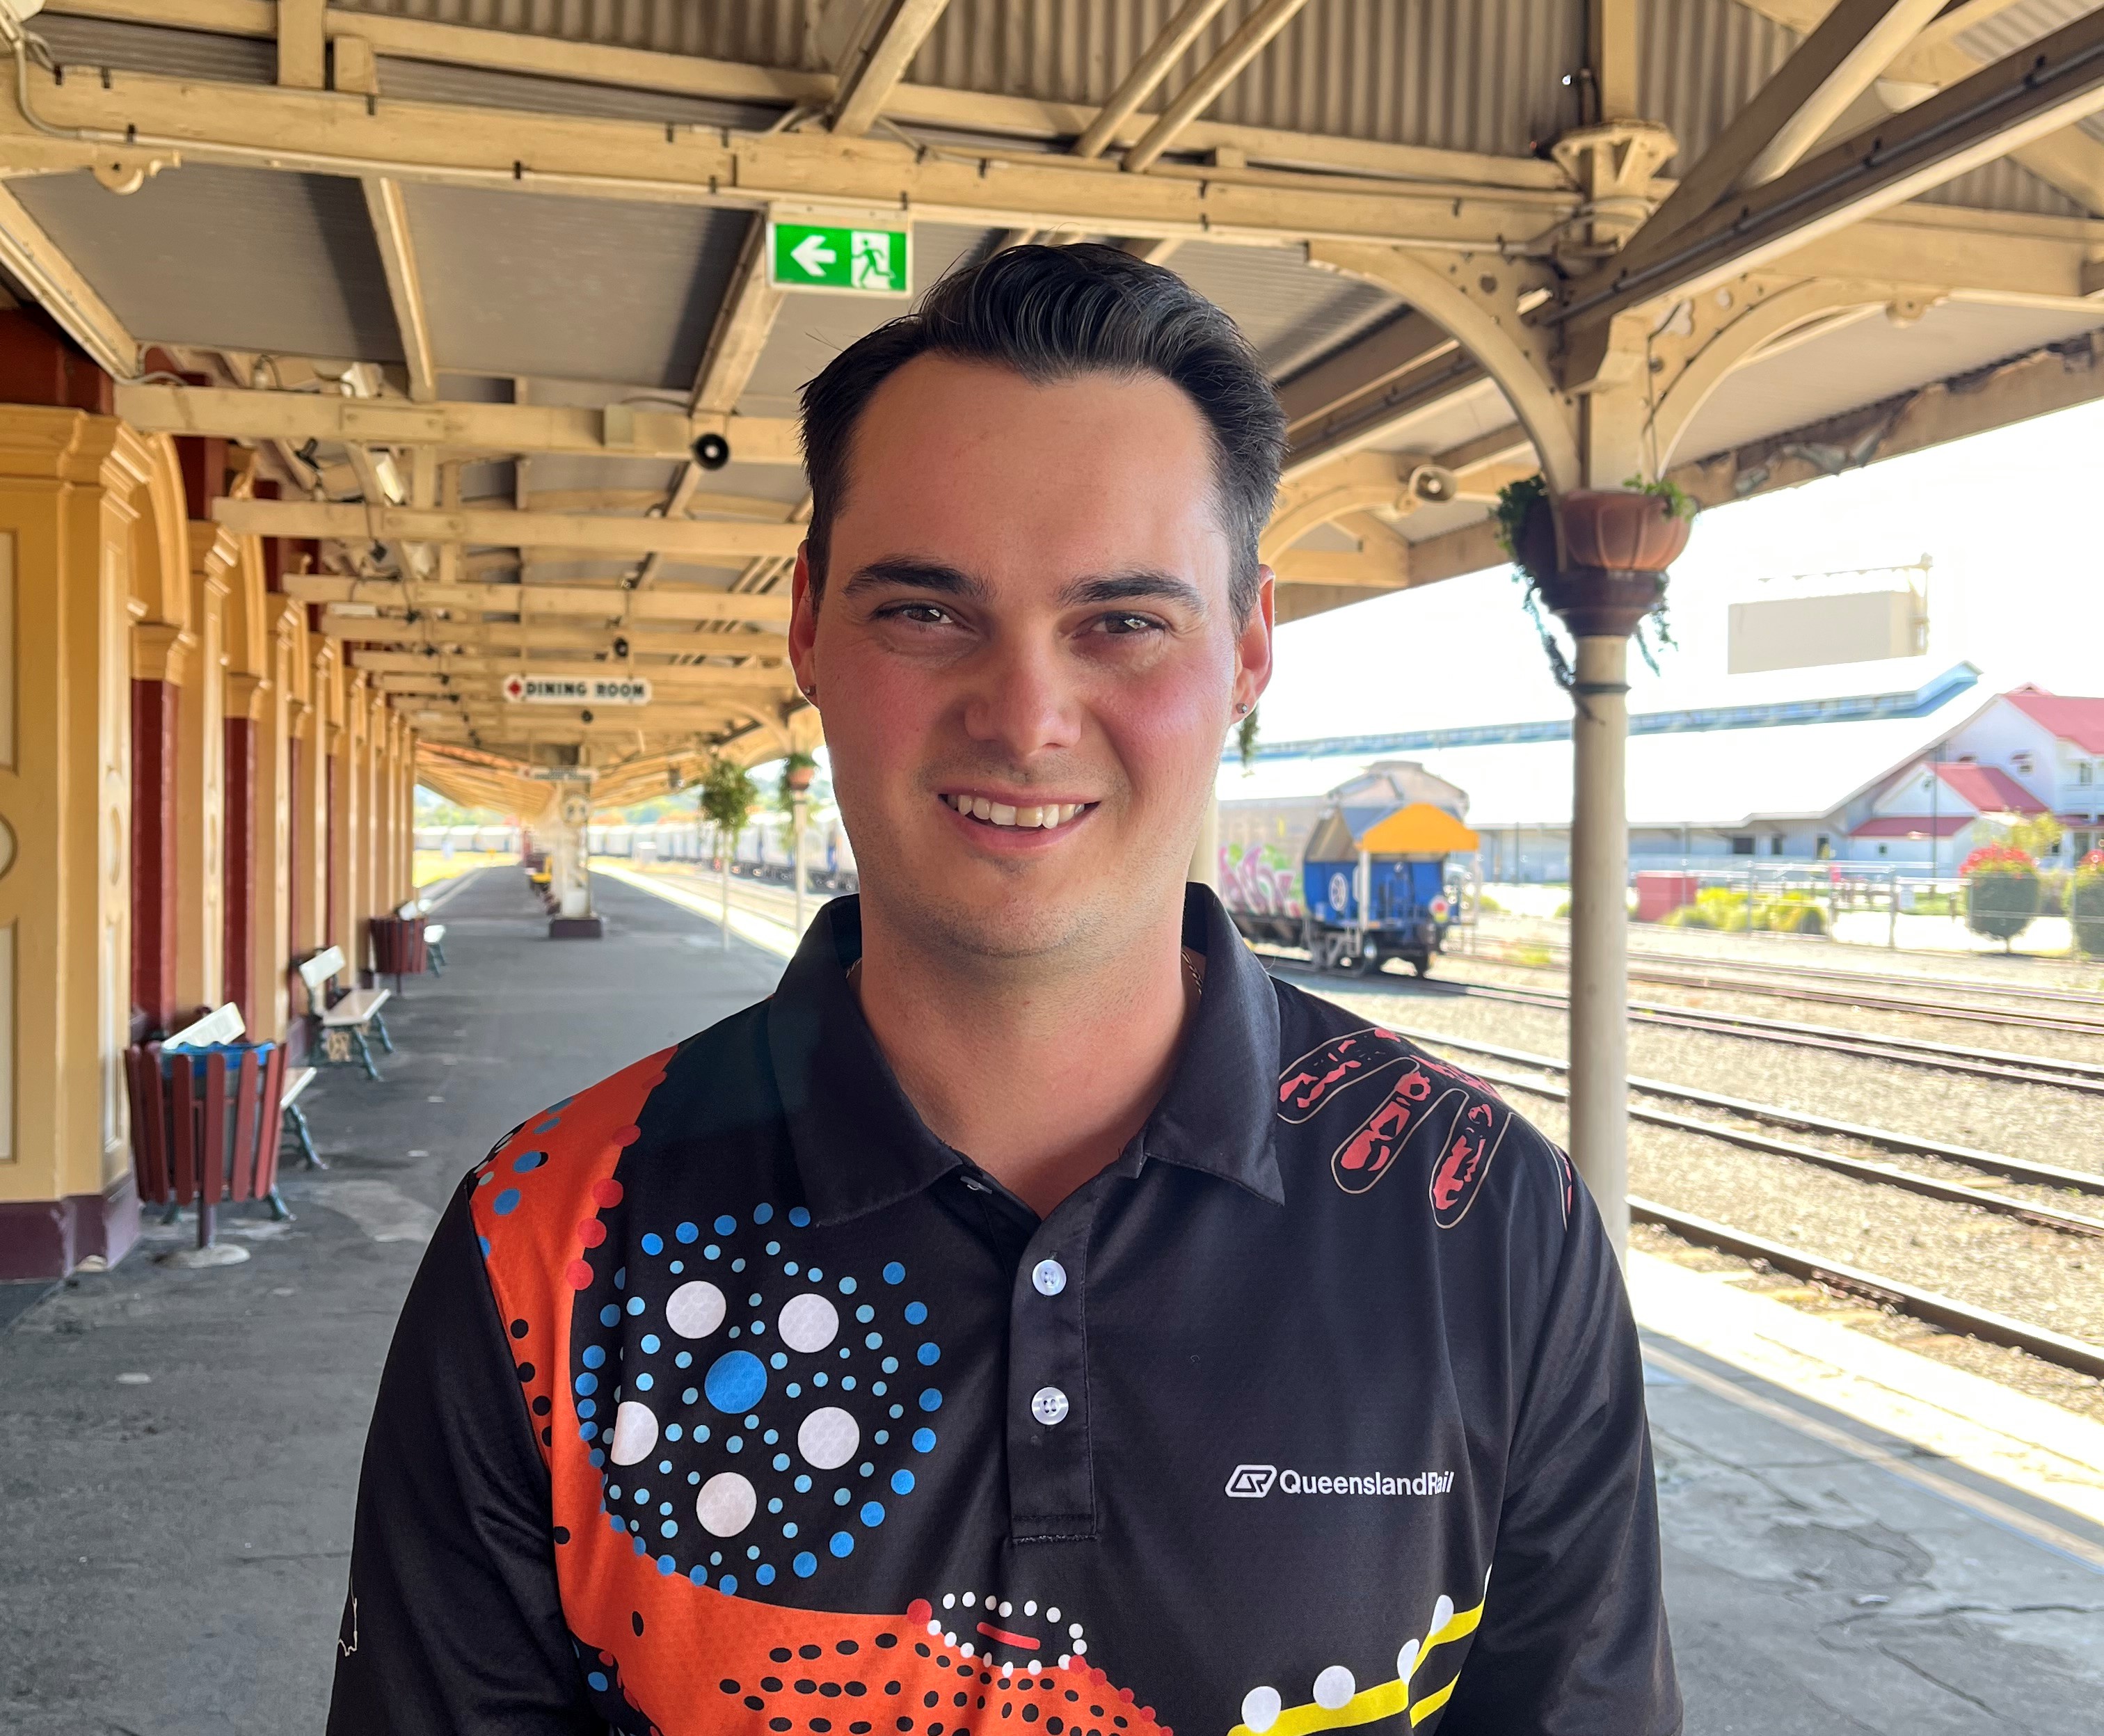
left=1234, top=701, right=1249, bottom=715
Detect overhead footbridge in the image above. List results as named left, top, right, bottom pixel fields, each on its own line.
left=1, top=0, right=2101, bottom=1274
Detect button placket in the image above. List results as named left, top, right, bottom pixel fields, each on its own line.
left=1006, top=1197, right=1096, bottom=1541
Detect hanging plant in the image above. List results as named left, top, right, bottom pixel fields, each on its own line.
left=1493, top=473, right=1691, bottom=688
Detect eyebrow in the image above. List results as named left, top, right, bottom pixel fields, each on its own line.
left=839, top=558, right=988, bottom=600
left=1058, top=571, right=1207, bottom=614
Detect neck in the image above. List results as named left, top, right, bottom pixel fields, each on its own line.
left=852, top=895, right=1197, bottom=1218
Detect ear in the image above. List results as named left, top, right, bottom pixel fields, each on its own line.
left=1232, top=565, right=1277, bottom=716
left=789, top=541, right=819, bottom=705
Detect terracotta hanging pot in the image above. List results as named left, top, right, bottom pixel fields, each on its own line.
left=785, top=761, right=817, bottom=793
left=1558, top=488, right=1691, bottom=573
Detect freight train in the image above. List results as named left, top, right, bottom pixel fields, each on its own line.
left=1218, top=758, right=1477, bottom=975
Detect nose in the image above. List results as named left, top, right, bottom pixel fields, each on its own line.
left=959, top=632, right=1083, bottom=763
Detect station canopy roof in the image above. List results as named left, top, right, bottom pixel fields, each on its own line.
left=6, top=1, right=2102, bottom=806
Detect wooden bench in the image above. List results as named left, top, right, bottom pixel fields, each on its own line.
left=397, top=898, right=447, bottom=975
left=298, top=945, right=394, bottom=1081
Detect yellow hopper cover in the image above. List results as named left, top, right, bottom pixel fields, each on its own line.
left=1355, top=802, right=1479, bottom=856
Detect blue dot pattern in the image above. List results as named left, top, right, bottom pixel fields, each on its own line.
left=569, top=1197, right=939, bottom=1601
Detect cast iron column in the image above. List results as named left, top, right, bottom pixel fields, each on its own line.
left=1544, top=568, right=1661, bottom=1261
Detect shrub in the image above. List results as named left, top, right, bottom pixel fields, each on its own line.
left=1962, top=842, right=2039, bottom=946
left=1476, top=891, right=1504, bottom=915
left=1780, top=903, right=1826, bottom=935
left=2073, top=849, right=2104, bottom=959
left=1552, top=898, right=1571, bottom=919
left=1660, top=904, right=1712, bottom=929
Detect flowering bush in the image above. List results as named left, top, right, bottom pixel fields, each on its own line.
left=1962, top=841, right=2038, bottom=946
left=2073, top=849, right=2104, bottom=959
left=1959, top=842, right=2037, bottom=877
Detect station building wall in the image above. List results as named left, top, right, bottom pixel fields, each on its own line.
left=0, top=316, right=417, bottom=1280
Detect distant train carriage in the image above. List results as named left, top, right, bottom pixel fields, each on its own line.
left=1220, top=759, right=1476, bottom=975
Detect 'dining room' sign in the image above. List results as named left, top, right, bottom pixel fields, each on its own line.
left=501, top=674, right=653, bottom=706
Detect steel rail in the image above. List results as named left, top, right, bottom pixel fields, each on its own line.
left=1629, top=1200, right=2104, bottom=1382
left=1406, top=975, right=2104, bottom=1094
left=1455, top=1060, right=2104, bottom=1240
left=1477, top=946, right=2104, bottom=1037
left=1385, top=1025, right=2104, bottom=1197
left=1483, top=935, right=2104, bottom=1011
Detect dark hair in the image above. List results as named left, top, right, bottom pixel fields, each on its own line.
left=799, top=243, right=1284, bottom=621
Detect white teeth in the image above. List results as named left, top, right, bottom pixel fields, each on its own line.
left=948, top=795, right=1088, bottom=827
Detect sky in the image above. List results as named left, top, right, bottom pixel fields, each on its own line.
left=1255, top=394, right=2104, bottom=749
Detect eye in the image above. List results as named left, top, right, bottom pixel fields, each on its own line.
left=1097, top=612, right=1164, bottom=636
left=879, top=602, right=957, bottom=627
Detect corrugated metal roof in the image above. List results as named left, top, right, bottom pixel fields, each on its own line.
left=374, top=54, right=782, bottom=129
left=401, top=184, right=749, bottom=387
left=1957, top=0, right=2104, bottom=145
left=738, top=222, right=994, bottom=417
left=32, top=13, right=274, bottom=81
left=13, top=165, right=401, bottom=361
left=336, top=0, right=814, bottom=67
left=1167, top=241, right=1403, bottom=376
left=911, top=0, right=1588, bottom=157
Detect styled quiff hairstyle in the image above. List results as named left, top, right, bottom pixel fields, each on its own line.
left=798, top=242, right=1286, bottom=622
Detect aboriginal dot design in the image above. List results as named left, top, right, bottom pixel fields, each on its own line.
left=571, top=1197, right=939, bottom=1598
left=467, top=1094, right=577, bottom=1258
left=704, top=1600, right=1167, bottom=1736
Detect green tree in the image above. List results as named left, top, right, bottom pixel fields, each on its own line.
left=697, top=757, right=758, bottom=950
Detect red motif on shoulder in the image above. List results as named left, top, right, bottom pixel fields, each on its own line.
left=1429, top=1100, right=1511, bottom=1228
left=1277, top=1026, right=1410, bottom=1123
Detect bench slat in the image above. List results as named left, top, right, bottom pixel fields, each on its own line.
left=321, top=987, right=391, bottom=1026
left=280, top=1066, right=316, bottom=1108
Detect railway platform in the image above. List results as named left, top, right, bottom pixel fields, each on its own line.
left=1, top=863, right=2098, bottom=1735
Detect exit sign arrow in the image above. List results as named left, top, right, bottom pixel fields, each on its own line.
left=769, top=221, right=911, bottom=295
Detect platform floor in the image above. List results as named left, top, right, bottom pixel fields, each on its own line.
left=1, top=866, right=2097, bottom=1733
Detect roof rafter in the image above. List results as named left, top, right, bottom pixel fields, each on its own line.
left=0, top=181, right=138, bottom=377
left=1630, top=0, right=1947, bottom=264
left=218, top=497, right=806, bottom=559
left=287, top=574, right=795, bottom=624
left=1554, top=4, right=2104, bottom=334
left=1074, top=0, right=1232, bottom=159
left=360, top=176, right=438, bottom=401
left=829, top=0, right=953, bottom=138
left=1123, top=0, right=1315, bottom=174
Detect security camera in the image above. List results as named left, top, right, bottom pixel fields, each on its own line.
left=612, top=635, right=629, bottom=658
left=692, top=432, right=731, bottom=470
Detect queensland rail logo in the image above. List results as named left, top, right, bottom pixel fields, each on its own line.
left=1225, top=1464, right=1278, bottom=1498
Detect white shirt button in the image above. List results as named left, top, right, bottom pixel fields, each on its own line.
left=1030, top=1385, right=1070, bottom=1426
left=1031, top=1258, right=1067, bottom=1297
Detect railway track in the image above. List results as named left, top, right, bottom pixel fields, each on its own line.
left=1631, top=1200, right=2104, bottom=1383
left=1383, top=1026, right=2104, bottom=1202
left=1301, top=964, right=2104, bottom=1096
left=1380, top=1026, right=2104, bottom=1383
left=1476, top=944, right=2104, bottom=1038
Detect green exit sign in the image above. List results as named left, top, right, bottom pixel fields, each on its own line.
left=769, top=221, right=911, bottom=294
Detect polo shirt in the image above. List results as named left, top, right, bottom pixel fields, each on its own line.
left=329, top=889, right=1677, bottom=1736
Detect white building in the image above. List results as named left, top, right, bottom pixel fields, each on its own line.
left=1225, top=668, right=2103, bottom=883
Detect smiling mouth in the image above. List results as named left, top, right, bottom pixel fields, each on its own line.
left=942, top=793, right=1094, bottom=831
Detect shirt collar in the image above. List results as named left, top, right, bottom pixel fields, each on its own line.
left=766, top=886, right=1284, bottom=1226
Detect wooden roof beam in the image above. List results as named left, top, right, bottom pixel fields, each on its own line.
left=1075, top=0, right=1232, bottom=159
left=361, top=176, right=438, bottom=402
left=1124, top=0, right=1315, bottom=174
left=288, top=574, right=795, bottom=624
left=830, top=0, right=953, bottom=138
left=1556, top=5, right=2104, bottom=335
left=1629, top=0, right=1947, bottom=267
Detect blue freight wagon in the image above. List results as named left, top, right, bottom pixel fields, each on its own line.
left=1218, top=759, right=1477, bottom=976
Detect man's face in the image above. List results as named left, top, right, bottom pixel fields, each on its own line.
left=788, top=353, right=1274, bottom=965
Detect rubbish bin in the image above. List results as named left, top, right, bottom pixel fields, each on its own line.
left=124, top=1040, right=289, bottom=1267
left=368, top=911, right=428, bottom=985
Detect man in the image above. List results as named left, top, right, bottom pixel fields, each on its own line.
left=330, top=245, right=1678, bottom=1735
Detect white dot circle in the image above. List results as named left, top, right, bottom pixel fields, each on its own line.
left=665, top=1280, right=726, bottom=1339
left=1241, top=1687, right=1282, bottom=1733
left=1431, top=1594, right=1455, bottom=1633
left=778, top=1291, right=840, bottom=1353
left=1396, top=1639, right=1421, bottom=1681
left=1313, top=1666, right=1356, bottom=1710
left=607, top=1401, right=658, bottom=1465
left=797, top=1404, right=860, bottom=1470
left=694, top=1471, right=756, bottom=1537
